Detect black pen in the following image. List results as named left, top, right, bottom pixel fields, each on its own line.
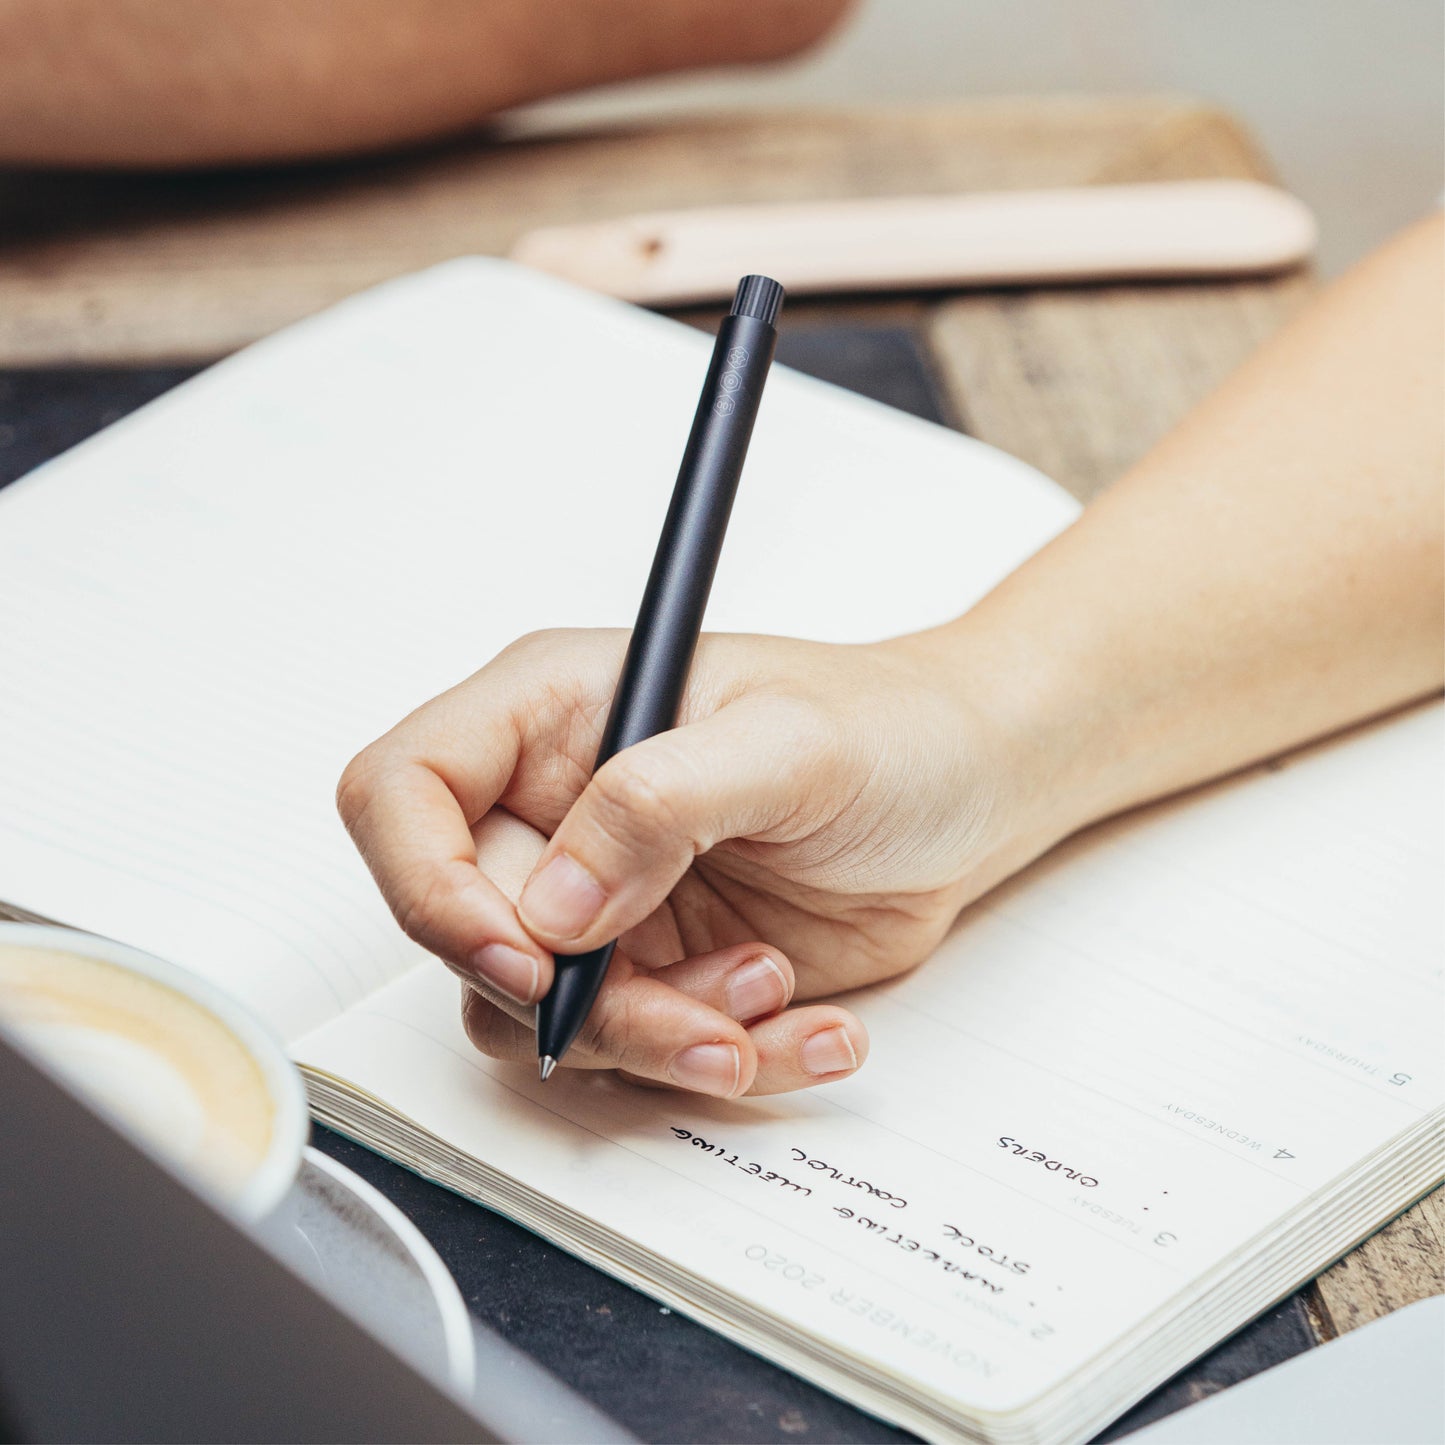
left=537, top=274, right=785, bottom=1079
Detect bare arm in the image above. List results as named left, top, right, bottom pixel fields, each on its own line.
left=919, top=211, right=1445, bottom=856
left=336, top=217, right=1443, bottom=1095
left=0, top=0, right=850, bottom=167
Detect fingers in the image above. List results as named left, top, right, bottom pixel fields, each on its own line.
left=337, top=632, right=618, bottom=1004
left=461, top=938, right=869, bottom=1096
left=648, top=948, right=870, bottom=1094
left=462, top=947, right=762, bottom=1098
left=517, top=695, right=835, bottom=954
left=739, top=1006, right=869, bottom=1095
left=339, top=754, right=549, bottom=1003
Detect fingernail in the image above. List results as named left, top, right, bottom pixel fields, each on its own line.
left=520, top=854, right=606, bottom=940
left=724, top=955, right=788, bottom=1022
left=469, top=944, right=540, bottom=1004
left=801, top=1026, right=858, bottom=1077
left=669, top=1042, right=741, bottom=1097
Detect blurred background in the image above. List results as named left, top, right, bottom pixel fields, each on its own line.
left=521, top=0, right=1445, bottom=277
left=1, top=0, right=1439, bottom=369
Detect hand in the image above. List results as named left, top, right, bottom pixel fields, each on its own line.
left=337, top=628, right=1042, bottom=1097
left=338, top=217, right=1445, bottom=1100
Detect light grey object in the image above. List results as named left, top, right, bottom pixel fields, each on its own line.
left=1124, top=1296, right=1445, bottom=1445
left=275, top=1149, right=478, bottom=1397
left=273, top=1149, right=637, bottom=1445
left=0, top=1023, right=636, bottom=1444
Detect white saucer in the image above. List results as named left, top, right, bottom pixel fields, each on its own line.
left=275, top=1145, right=476, bottom=1398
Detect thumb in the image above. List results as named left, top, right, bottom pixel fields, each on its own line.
left=517, top=696, right=831, bottom=953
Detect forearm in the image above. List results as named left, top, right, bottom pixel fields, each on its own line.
left=923, top=214, right=1444, bottom=842
left=0, top=0, right=848, bottom=167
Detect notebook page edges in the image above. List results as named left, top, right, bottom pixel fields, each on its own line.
left=293, top=698, right=1443, bottom=1427
left=0, top=258, right=1078, bottom=1040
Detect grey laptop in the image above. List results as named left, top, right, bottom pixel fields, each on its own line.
left=0, top=1027, right=631, bottom=1444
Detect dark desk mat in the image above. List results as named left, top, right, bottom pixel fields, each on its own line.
left=0, top=331, right=1317, bottom=1444
left=0, top=327, right=951, bottom=490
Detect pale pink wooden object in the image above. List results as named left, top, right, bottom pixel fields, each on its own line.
left=509, top=180, right=1315, bottom=304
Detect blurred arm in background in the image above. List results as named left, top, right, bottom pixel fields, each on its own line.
left=0, top=0, right=851, bottom=167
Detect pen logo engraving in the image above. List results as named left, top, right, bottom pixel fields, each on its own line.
left=714, top=346, right=750, bottom=415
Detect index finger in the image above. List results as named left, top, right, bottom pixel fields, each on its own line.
left=336, top=679, right=550, bottom=1005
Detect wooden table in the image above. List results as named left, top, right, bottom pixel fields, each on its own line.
left=1, top=96, right=1439, bottom=1441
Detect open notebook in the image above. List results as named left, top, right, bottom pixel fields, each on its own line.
left=0, top=261, right=1439, bottom=1445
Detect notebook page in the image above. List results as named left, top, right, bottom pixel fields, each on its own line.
left=0, top=259, right=1078, bottom=1040
left=295, top=699, right=1443, bottom=1417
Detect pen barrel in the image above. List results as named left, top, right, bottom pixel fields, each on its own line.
left=594, top=311, right=778, bottom=765
left=539, top=292, right=780, bottom=1068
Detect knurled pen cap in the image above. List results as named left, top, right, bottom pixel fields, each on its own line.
left=730, top=275, right=785, bottom=326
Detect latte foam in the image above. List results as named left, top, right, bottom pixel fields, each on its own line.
left=0, top=943, right=276, bottom=1197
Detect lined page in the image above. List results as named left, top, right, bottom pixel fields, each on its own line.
left=0, top=259, right=1077, bottom=1039
left=295, top=699, right=1443, bottom=1416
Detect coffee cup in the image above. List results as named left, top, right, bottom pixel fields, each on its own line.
left=0, top=921, right=308, bottom=1221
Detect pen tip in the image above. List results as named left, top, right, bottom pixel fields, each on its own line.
left=539, top=1055, right=557, bottom=1082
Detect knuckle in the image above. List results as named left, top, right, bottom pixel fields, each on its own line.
left=576, top=985, right=643, bottom=1066
left=500, top=628, right=558, bottom=660
left=590, top=753, right=685, bottom=842
left=857, top=943, right=927, bottom=990
left=460, top=989, right=521, bottom=1058
left=871, top=955, right=918, bottom=986
left=393, top=858, right=471, bottom=949
left=761, top=692, right=843, bottom=766
left=498, top=627, right=582, bottom=666
left=334, top=749, right=381, bottom=827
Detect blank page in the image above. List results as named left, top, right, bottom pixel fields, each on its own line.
left=0, top=260, right=1078, bottom=1038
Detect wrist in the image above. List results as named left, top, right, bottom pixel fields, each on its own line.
left=880, top=610, right=1111, bottom=877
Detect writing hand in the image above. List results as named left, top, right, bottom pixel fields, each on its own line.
left=338, top=217, right=1443, bottom=1099
left=338, top=628, right=1033, bottom=1097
